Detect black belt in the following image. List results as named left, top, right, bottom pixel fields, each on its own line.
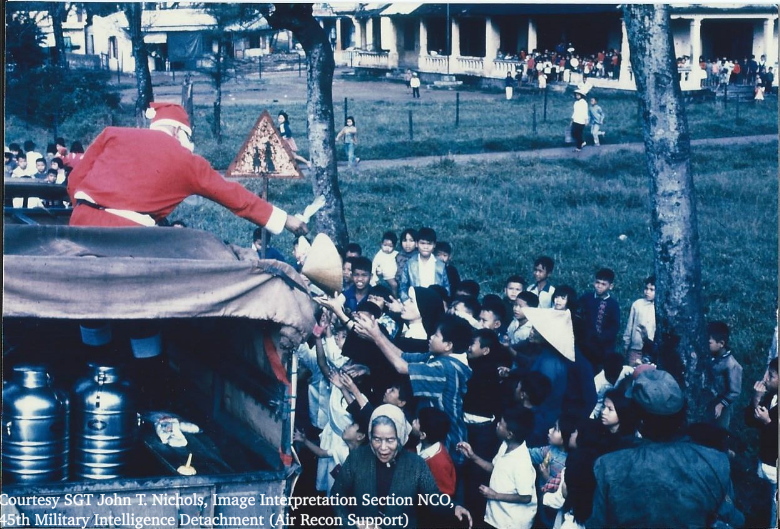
left=76, top=199, right=107, bottom=210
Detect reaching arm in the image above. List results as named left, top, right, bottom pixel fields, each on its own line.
left=352, top=313, right=409, bottom=375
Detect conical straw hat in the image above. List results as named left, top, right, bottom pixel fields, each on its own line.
left=301, top=233, right=343, bottom=295
left=523, top=307, right=575, bottom=361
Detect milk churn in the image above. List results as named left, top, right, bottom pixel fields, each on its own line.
left=72, top=365, right=138, bottom=479
left=2, top=365, right=70, bottom=483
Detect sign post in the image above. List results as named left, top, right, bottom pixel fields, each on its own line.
left=226, top=110, right=305, bottom=256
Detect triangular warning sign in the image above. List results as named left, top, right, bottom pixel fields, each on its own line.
left=226, top=110, right=304, bottom=179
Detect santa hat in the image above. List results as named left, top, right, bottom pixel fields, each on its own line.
left=145, top=102, right=192, bottom=135
left=523, top=307, right=576, bottom=361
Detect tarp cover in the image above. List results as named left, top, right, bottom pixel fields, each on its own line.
left=3, top=225, right=315, bottom=346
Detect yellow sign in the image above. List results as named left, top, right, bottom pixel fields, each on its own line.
left=226, top=110, right=304, bottom=179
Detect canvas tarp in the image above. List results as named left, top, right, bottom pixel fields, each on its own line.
left=3, top=225, right=315, bottom=348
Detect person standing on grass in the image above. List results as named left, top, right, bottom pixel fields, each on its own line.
left=410, top=72, right=421, bottom=98
left=707, top=321, right=742, bottom=430
left=588, top=97, right=606, bottom=146
left=570, top=85, right=590, bottom=152
left=335, top=116, right=359, bottom=169
left=505, top=71, right=515, bottom=100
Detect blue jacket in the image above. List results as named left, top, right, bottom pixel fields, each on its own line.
left=398, top=256, right=450, bottom=301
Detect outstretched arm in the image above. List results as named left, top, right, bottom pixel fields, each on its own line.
left=353, top=313, right=409, bottom=374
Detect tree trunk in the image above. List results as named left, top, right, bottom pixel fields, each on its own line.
left=49, top=2, right=68, bottom=70
left=264, top=4, right=349, bottom=248
left=124, top=3, right=154, bottom=127
left=623, top=5, right=710, bottom=421
left=213, top=38, right=224, bottom=144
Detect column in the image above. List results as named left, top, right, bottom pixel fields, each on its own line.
left=335, top=19, right=342, bottom=51
left=381, top=17, right=398, bottom=68
left=365, top=19, right=374, bottom=50
left=451, top=17, right=461, bottom=57
left=419, top=19, right=428, bottom=55
left=764, top=17, right=777, bottom=66
left=618, top=18, right=635, bottom=89
left=688, top=17, right=703, bottom=89
left=527, top=18, right=537, bottom=53
left=353, top=17, right=363, bottom=49
left=485, top=16, right=501, bottom=76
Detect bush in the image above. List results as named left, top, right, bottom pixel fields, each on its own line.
left=6, top=67, right=121, bottom=130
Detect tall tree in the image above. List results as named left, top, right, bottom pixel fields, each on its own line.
left=623, top=5, right=710, bottom=420
left=5, top=9, right=47, bottom=73
left=49, top=2, right=68, bottom=69
left=202, top=4, right=249, bottom=144
left=259, top=3, right=349, bottom=247
left=123, top=2, right=154, bottom=126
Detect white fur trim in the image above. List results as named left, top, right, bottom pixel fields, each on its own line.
left=150, top=119, right=192, bottom=136
left=265, top=205, right=287, bottom=235
left=145, top=107, right=157, bottom=119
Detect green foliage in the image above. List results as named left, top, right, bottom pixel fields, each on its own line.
left=4, top=12, right=47, bottom=72
left=6, top=67, right=121, bottom=131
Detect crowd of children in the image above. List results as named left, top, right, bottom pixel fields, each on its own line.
left=287, top=226, right=776, bottom=529
left=5, top=137, right=84, bottom=208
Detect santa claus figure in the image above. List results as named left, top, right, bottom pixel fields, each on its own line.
left=67, top=102, right=307, bottom=235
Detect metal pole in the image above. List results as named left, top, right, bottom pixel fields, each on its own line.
left=298, top=55, right=302, bottom=77
left=116, top=59, right=121, bottom=84
left=344, top=97, right=348, bottom=124
left=532, top=105, right=537, bottom=135
left=455, top=93, right=460, bottom=127
left=408, top=110, right=414, bottom=140
left=543, top=85, right=548, bottom=121
left=724, top=82, right=728, bottom=108
left=258, top=58, right=262, bottom=80
left=261, top=174, right=269, bottom=259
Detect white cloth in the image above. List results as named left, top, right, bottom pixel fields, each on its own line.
left=623, top=298, right=656, bottom=351
left=572, top=98, right=589, bottom=125
left=590, top=366, right=634, bottom=418
left=371, top=249, right=399, bottom=285
left=417, top=254, right=437, bottom=288
left=507, top=319, right=533, bottom=346
left=404, top=321, right=428, bottom=340
left=484, top=441, right=537, bottom=529
left=528, top=283, right=556, bottom=309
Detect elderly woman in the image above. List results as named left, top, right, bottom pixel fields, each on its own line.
left=331, top=404, right=471, bottom=528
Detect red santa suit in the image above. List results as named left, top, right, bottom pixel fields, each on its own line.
left=68, top=107, right=287, bottom=232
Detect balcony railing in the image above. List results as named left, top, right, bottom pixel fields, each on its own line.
left=420, top=54, right=449, bottom=73
left=353, top=51, right=389, bottom=68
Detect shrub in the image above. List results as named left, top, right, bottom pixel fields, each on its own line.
left=6, top=67, right=121, bottom=130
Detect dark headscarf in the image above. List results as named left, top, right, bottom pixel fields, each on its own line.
left=412, top=286, right=444, bottom=338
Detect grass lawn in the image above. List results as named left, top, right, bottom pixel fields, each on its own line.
left=170, top=141, right=777, bottom=523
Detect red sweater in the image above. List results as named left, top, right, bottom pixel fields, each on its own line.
left=68, top=127, right=275, bottom=227
left=421, top=444, right=456, bottom=496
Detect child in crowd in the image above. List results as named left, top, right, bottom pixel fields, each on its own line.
left=341, top=257, right=354, bottom=290
left=455, top=280, right=481, bottom=299
left=415, top=407, right=457, bottom=496
left=458, top=407, right=537, bottom=529
left=353, top=311, right=473, bottom=465
left=371, top=231, right=399, bottom=289
left=345, top=242, right=362, bottom=258
left=435, top=241, right=461, bottom=293
left=449, top=295, right=482, bottom=329
left=398, top=227, right=450, bottom=301
left=479, top=295, right=507, bottom=336
left=11, top=153, right=32, bottom=178
left=745, top=357, right=778, bottom=528
left=252, top=227, right=287, bottom=262
left=528, top=256, right=556, bottom=308
left=367, top=284, right=400, bottom=339
left=623, top=275, right=656, bottom=366
left=707, top=321, right=743, bottom=429
left=342, top=256, right=372, bottom=313
left=502, top=275, right=526, bottom=325
left=552, top=285, right=577, bottom=312
left=591, top=352, right=634, bottom=418
left=23, top=140, right=42, bottom=169
left=577, top=268, right=620, bottom=372
left=529, top=414, right=576, bottom=527
left=50, top=157, right=67, bottom=184
left=599, top=388, right=638, bottom=450
left=33, top=158, right=48, bottom=179
left=4, top=151, right=17, bottom=178
left=394, top=228, right=417, bottom=297
left=506, top=291, right=539, bottom=348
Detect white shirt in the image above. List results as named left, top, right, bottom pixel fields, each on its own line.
left=484, top=441, right=537, bottom=529
left=590, top=365, right=634, bottom=418
left=623, top=298, right=656, bottom=351
left=572, top=98, right=590, bottom=125
left=507, top=319, right=533, bottom=346
left=528, top=283, right=556, bottom=309
left=417, top=254, right=437, bottom=288
left=371, top=249, right=399, bottom=285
